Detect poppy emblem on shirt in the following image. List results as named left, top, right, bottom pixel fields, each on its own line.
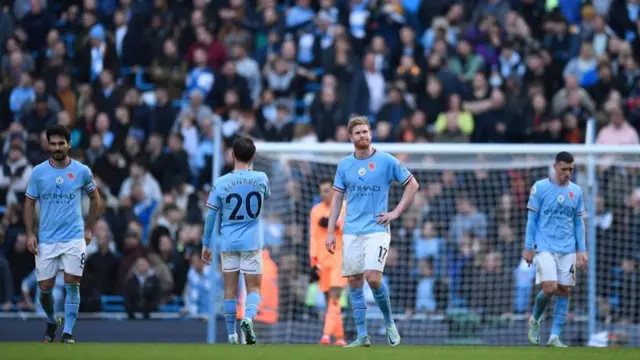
left=569, top=191, right=574, bottom=199
left=368, top=162, right=376, bottom=171
left=68, top=172, right=75, bottom=180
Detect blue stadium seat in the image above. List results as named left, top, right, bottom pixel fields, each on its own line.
left=294, top=115, right=310, bottom=124
left=60, top=34, right=76, bottom=58
left=312, top=67, right=325, bottom=77
left=135, top=69, right=155, bottom=91
left=101, top=295, right=125, bottom=312
left=304, top=83, right=321, bottom=92
left=159, top=297, right=184, bottom=313
left=295, top=99, right=306, bottom=110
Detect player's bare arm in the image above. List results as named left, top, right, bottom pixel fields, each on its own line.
left=377, top=176, right=419, bottom=225
left=23, top=196, right=38, bottom=255
left=84, top=190, right=101, bottom=245
left=326, top=190, right=344, bottom=254
left=575, top=215, right=588, bottom=271
left=201, top=207, right=218, bottom=264
left=522, top=209, right=538, bottom=266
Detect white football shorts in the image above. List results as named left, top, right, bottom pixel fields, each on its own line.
left=221, top=250, right=263, bottom=274
left=535, top=251, right=577, bottom=286
left=36, top=239, right=86, bottom=281
left=342, top=232, right=391, bottom=276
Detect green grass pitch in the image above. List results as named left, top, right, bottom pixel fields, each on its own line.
left=2, top=343, right=640, bottom=360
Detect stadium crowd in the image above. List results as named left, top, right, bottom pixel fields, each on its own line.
left=0, top=0, right=639, bottom=331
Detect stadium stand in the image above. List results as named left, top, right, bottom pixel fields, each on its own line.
left=1, top=0, right=640, bottom=346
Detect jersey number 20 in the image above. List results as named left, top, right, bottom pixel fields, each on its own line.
left=226, top=192, right=262, bottom=220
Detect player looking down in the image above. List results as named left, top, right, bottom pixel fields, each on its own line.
left=523, top=151, right=588, bottom=348
left=201, top=137, right=270, bottom=345
left=327, top=116, right=419, bottom=347
left=24, top=125, right=101, bottom=343
left=310, top=180, right=347, bottom=346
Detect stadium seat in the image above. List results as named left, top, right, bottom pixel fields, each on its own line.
left=101, top=295, right=125, bottom=312
left=60, top=34, right=76, bottom=58
left=304, top=83, right=321, bottom=92
left=135, top=69, right=155, bottom=91
left=158, top=297, right=185, bottom=313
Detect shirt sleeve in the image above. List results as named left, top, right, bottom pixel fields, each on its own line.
left=527, top=183, right=541, bottom=212
left=206, top=183, right=222, bottom=210
left=25, top=169, right=38, bottom=199
left=333, top=162, right=345, bottom=193
left=391, top=155, right=413, bottom=186
left=83, top=166, right=97, bottom=194
left=309, top=206, right=320, bottom=265
left=263, top=173, right=271, bottom=200
left=576, top=190, right=585, bottom=217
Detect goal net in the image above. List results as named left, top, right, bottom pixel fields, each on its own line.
left=247, top=143, right=637, bottom=346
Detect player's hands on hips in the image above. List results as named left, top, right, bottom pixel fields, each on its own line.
left=522, top=249, right=534, bottom=267
left=27, top=235, right=38, bottom=256
left=577, top=252, right=588, bottom=271
left=326, top=233, right=336, bottom=254
left=376, top=210, right=399, bottom=226
left=84, top=227, right=92, bottom=245
left=202, top=248, right=212, bottom=264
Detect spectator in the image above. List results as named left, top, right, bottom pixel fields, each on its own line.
left=124, top=257, right=160, bottom=319
left=448, top=196, right=489, bottom=245
left=0, top=255, right=13, bottom=311
left=415, top=258, right=448, bottom=314
left=596, top=106, right=640, bottom=144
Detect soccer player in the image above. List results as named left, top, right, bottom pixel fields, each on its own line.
left=201, top=137, right=270, bottom=345
left=24, top=125, right=101, bottom=343
left=327, top=116, right=419, bottom=347
left=310, top=180, right=347, bottom=346
left=523, top=151, right=588, bottom=348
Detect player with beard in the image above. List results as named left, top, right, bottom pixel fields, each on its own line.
left=24, top=125, right=101, bottom=343
left=326, top=116, right=419, bottom=347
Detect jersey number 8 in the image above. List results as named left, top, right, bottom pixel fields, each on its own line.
left=226, top=192, right=263, bottom=220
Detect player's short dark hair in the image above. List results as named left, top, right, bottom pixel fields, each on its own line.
left=232, top=137, right=256, bottom=163
left=46, top=125, right=70, bottom=143
left=319, top=179, right=333, bottom=186
left=555, top=151, right=574, bottom=164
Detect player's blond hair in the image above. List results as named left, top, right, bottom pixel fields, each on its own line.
left=347, top=116, right=370, bottom=134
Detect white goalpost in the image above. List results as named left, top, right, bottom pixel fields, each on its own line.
left=240, top=142, right=640, bottom=346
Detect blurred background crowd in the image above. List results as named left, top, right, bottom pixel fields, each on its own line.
left=0, top=0, right=639, bottom=336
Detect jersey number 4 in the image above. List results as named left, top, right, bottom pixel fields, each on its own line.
left=569, top=264, right=575, bottom=281
left=226, top=192, right=262, bottom=220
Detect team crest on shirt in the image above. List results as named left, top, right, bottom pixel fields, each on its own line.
left=557, top=195, right=565, bottom=203
left=368, top=162, right=376, bottom=171
left=68, top=172, right=75, bottom=180
left=358, top=167, right=366, bottom=176
left=55, top=176, right=63, bottom=184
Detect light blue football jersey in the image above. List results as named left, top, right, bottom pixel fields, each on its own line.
left=25, top=159, right=97, bottom=244
left=206, top=169, right=270, bottom=252
left=333, top=149, right=413, bottom=235
left=527, top=178, right=585, bottom=254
